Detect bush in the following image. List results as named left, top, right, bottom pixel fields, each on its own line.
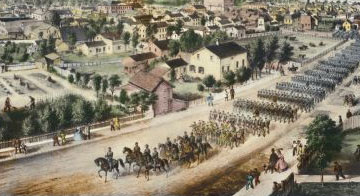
left=68, top=74, right=74, bottom=83
left=319, top=41, right=325, bottom=46
left=173, top=92, right=203, bottom=101
left=197, top=84, right=205, bottom=92
left=289, top=37, right=297, bottom=41
left=309, top=42, right=316, bottom=47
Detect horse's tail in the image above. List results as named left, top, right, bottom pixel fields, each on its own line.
left=118, top=158, right=125, bottom=168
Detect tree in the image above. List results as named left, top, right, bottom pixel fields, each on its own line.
left=132, top=32, right=139, bottom=53
left=119, top=89, right=130, bottom=104
left=68, top=32, right=77, bottom=46
left=306, top=115, right=343, bottom=185
left=168, top=40, right=180, bottom=57
left=253, top=39, right=266, bottom=78
left=197, top=84, right=205, bottom=91
left=39, top=106, right=59, bottom=133
left=51, top=12, right=61, bottom=27
left=123, top=32, right=131, bottom=51
left=22, top=113, right=41, bottom=136
left=201, top=16, right=207, bottom=26
left=47, top=35, right=56, bottom=53
left=39, top=40, right=48, bottom=56
left=170, top=69, right=176, bottom=82
left=236, top=66, right=252, bottom=84
left=116, top=21, right=124, bottom=35
left=72, top=99, right=94, bottom=124
left=203, top=30, right=228, bottom=46
left=68, top=74, right=74, bottom=83
left=82, top=74, right=90, bottom=86
left=94, top=98, right=111, bottom=121
left=92, top=74, right=102, bottom=97
left=203, top=75, right=216, bottom=91
left=265, top=36, right=280, bottom=73
left=279, top=41, right=294, bottom=66
left=38, top=32, right=44, bottom=40
left=20, top=51, right=29, bottom=62
left=146, top=23, right=158, bottom=40
left=101, top=77, right=109, bottom=96
left=130, top=92, right=141, bottom=112
left=138, top=91, right=158, bottom=114
left=180, top=29, right=203, bottom=53
left=166, top=25, right=176, bottom=37
left=108, top=74, right=122, bottom=99
left=75, top=72, right=81, bottom=84
left=175, top=20, right=183, bottom=35
left=223, top=70, right=236, bottom=88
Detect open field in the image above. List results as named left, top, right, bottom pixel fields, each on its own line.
left=61, top=53, right=128, bottom=63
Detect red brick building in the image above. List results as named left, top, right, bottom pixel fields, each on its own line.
left=128, top=71, right=188, bottom=116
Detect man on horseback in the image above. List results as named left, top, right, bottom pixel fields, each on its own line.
left=134, top=142, right=141, bottom=158
left=152, top=147, right=159, bottom=169
left=105, top=147, right=114, bottom=171
left=166, top=137, right=172, bottom=150
left=190, top=132, right=196, bottom=144
left=144, top=144, right=152, bottom=163
left=184, top=131, right=189, bottom=142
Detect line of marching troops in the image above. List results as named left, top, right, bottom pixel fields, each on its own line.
left=276, top=82, right=326, bottom=103
left=233, top=99, right=298, bottom=124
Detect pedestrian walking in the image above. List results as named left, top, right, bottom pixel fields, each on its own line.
left=230, top=87, right=235, bottom=100
left=334, top=161, right=346, bottom=180
left=207, top=93, right=214, bottom=106
left=225, top=89, right=229, bottom=101
left=110, top=119, right=115, bottom=131
left=53, top=134, right=60, bottom=146
left=246, top=172, right=254, bottom=190
left=292, top=140, right=297, bottom=156
left=60, top=131, right=66, bottom=145
left=252, top=168, right=261, bottom=186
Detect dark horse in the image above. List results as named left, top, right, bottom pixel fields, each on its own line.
left=94, top=157, right=125, bottom=183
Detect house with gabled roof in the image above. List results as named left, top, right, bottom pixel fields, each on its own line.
left=123, top=52, right=157, bottom=74
left=189, top=41, right=248, bottom=80
left=147, top=39, right=170, bottom=57
left=127, top=71, right=188, bottom=116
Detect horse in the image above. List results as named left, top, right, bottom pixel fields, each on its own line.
left=94, top=157, right=125, bottom=183
left=123, top=147, right=150, bottom=178
left=123, top=147, right=137, bottom=173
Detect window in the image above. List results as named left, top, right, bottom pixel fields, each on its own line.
left=227, top=66, right=230, bottom=71
left=118, top=46, right=121, bottom=50
left=210, top=55, right=213, bottom=61
left=222, top=66, right=225, bottom=73
left=236, top=61, right=239, bottom=68
left=198, top=67, right=204, bottom=74
left=242, top=59, right=245, bottom=66
left=190, top=65, right=196, bottom=72
left=103, top=47, right=105, bottom=51
left=197, top=54, right=200, bottom=59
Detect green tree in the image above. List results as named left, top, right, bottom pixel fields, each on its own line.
left=146, top=23, right=158, bottom=40
left=68, top=74, right=74, bottom=83
left=180, top=29, right=203, bottom=53
left=253, top=39, right=266, bottom=78
left=201, top=16, right=206, bottom=26
left=22, top=113, right=41, bottom=136
left=51, top=12, right=61, bottom=27
left=72, top=99, right=94, bottom=124
left=92, top=74, right=102, bottom=97
left=55, top=99, right=73, bottom=128
left=279, top=41, right=294, bottom=66
left=168, top=40, right=180, bottom=57
left=166, top=25, right=176, bottom=37
left=94, top=98, right=111, bottom=121
left=236, top=66, right=252, bottom=84
left=119, top=89, right=130, bottom=105
left=132, top=32, right=139, bottom=53
left=82, top=74, right=90, bottom=86
left=138, top=91, right=158, bottom=114
left=170, top=69, right=176, bottom=82
left=39, top=40, right=48, bottom=56
left=265, top=36, right=280, bottom=73
left=175, top=20, right=183, bottom=35
left=306, top=115, right=343, bottom=184
left=123, top=32, right=131, bottom=51
left=47, top=35, right=56, bottom=53
left=20, top=51, right=29, bottom=62
left=202, top=75, right=216, bottom=91
left=116, top=21, right=124, bottom=34
left=75, top=72, right=81, bottom=84
left=68, top=32, right=77, bottom=46
left=223, top=70, right=236, bottom=88
left=108, top=74, right=122, bottom=99
left=39, top=106, right=59, bottom=133
left=130, top=92, right=141, bottom=112
left=101, top=77, right=109, bottom=95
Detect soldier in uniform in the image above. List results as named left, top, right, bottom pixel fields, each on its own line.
left=144, top=144, right=151, bottom=163
left=152, top=147, right=159, bottom=168
left=190, top=132, right=196, bottom=144
left=183, top=131, right=189, bottom=142
left=105, top=147, right=114, bottom=171
left=4, top=97, right=11, bottom=112
left=166, top=137, right=172, bottom=149
left=134, top=142, right=141, bottom=158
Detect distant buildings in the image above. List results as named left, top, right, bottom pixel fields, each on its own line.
left=204, top=0, right=234, bottom=12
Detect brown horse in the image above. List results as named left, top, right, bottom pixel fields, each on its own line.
left=94, top=157, right=125, bottom=183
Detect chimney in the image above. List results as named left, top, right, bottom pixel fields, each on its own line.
left=216, top=39, right=219, bottom=46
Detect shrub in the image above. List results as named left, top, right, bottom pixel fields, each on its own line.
left=68, top=74, right=74, bottom=83
left=173, top=92, right=203, bottom=101
left=309, top=42, right=316, bottom=47
left=197, top=84, right=205, bottom=91
left=319, top=41, right=325, bottom=46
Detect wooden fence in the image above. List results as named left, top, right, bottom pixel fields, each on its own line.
left=343, top=115, right=360, bottom=131
left=0, top=113, right=144, bottom=149
left=269, top=173, right=295, bottom=196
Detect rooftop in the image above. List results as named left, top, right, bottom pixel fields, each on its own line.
left=152, top=39, right=170, bottom=51
left=84, top=41, right=106, bottom=47
left=129, top=71, right=164, bottom=92
left=129, top=52, right=157, bottom=62
left=205, top=42, right=247, bottom=59
left=165, top=58, right=188, bottom=69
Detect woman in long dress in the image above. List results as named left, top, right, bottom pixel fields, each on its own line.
left=275, top=149, right=288, bottom=172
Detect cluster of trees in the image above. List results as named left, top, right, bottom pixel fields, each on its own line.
left=38, top=36, right=57, bottom=57
left=0, top=42, right=30, bottom=64
left=248, top=36, right=294, bottom=79
left=305, top=115, right=343, bottom=184
left=198, top=65, right=252, bottom=92
left=118, top=90, right=158, bottom=114
left=67, top=73, right=122, bottom=99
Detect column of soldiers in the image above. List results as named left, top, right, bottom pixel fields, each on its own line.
left=233, top=99, right=297, bottom=123
left=257, top=89, right=314, bottom=112
left=276, top=82, right=326, bottom=103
